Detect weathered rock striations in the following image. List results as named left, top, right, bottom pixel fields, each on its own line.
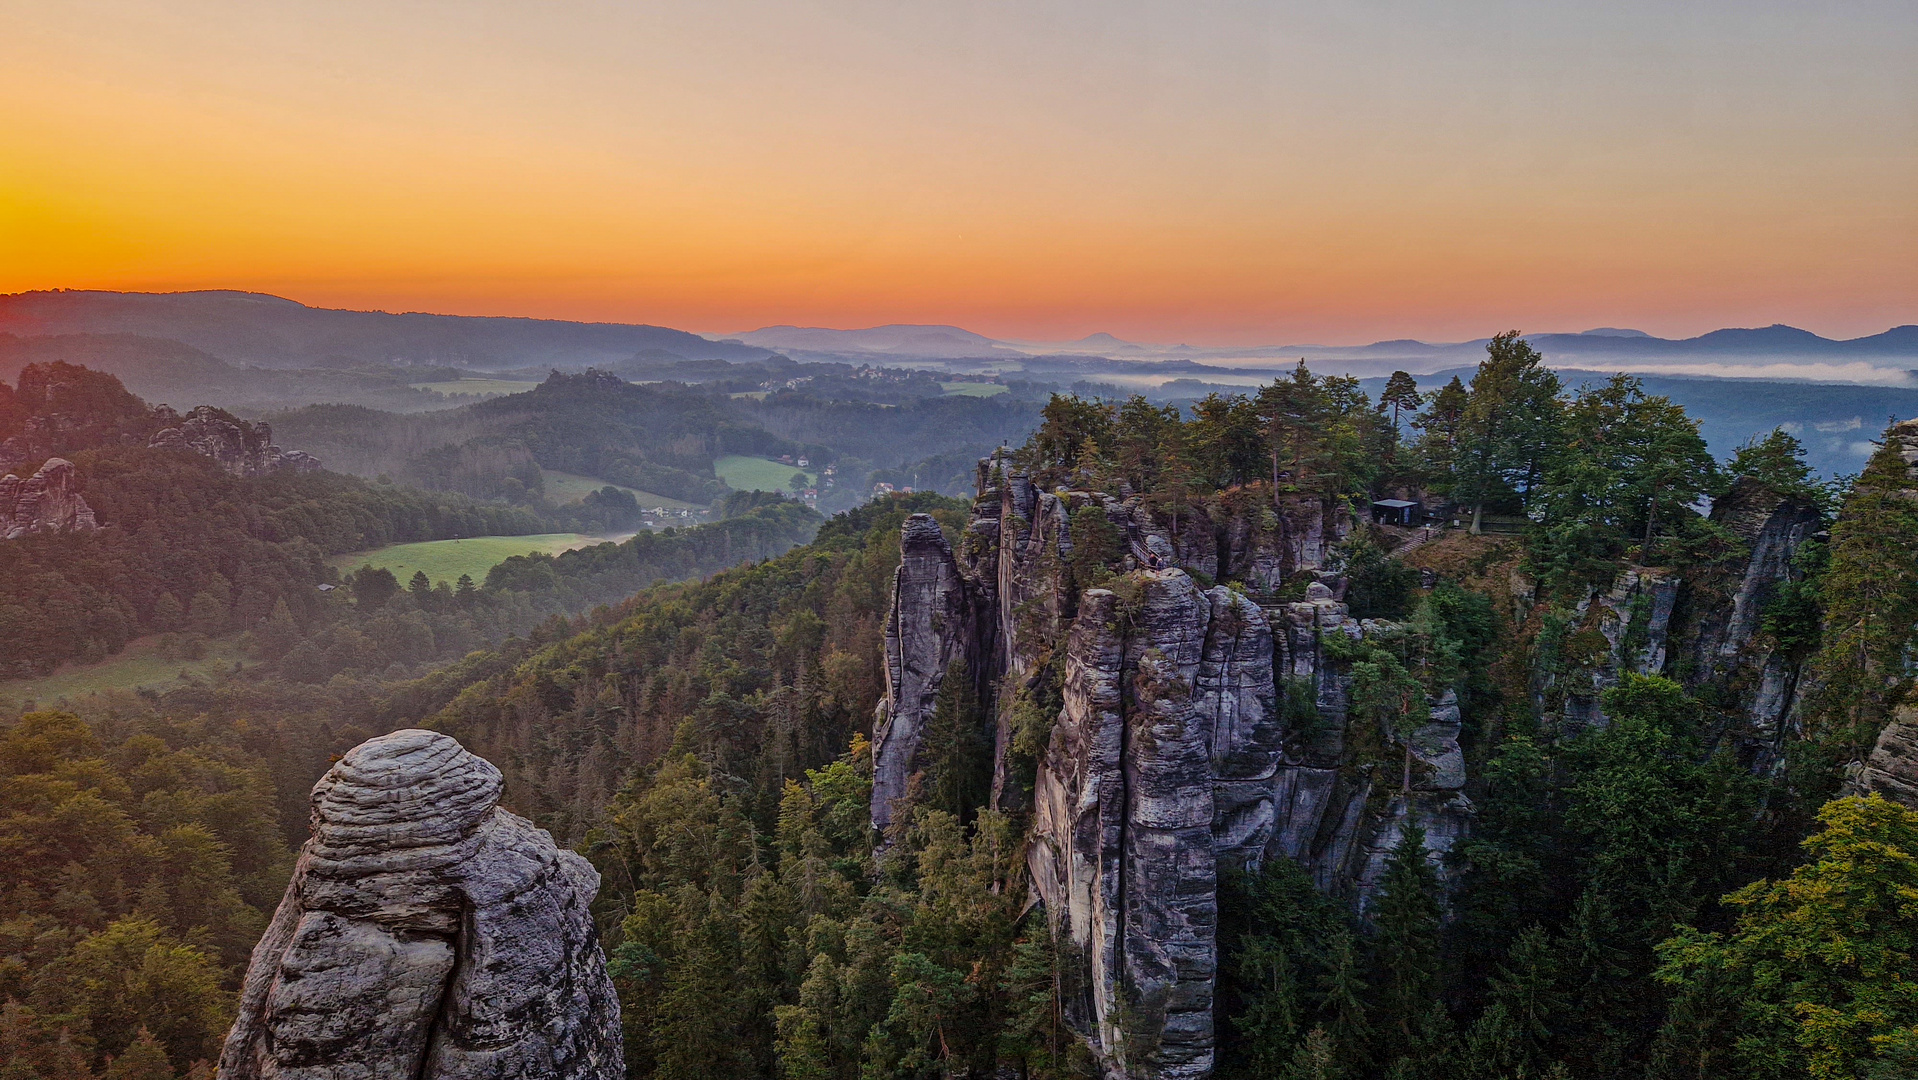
left=220, top=729, right=623, bottom=1080
left=873, top=456, right=1452, bottom=1079
left=1028, top=573, right=1227, bottom=1079
left=0, top=457, right=98, bottom=539
left=1851, top=705, right=1918, bottom=808
left=150, top=404, right=321, bottom=476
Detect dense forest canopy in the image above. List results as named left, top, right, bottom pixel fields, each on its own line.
left=5, top=334, right=1918, bottom=1079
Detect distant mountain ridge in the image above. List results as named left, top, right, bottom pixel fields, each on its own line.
left=4, top=291, right=1913, bottom=387
left=732, top=323, right=1016, bottom=358
left=0, top=290, right=776, bottom=369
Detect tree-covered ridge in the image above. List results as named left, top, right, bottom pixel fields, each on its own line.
left=266, top=367, right=1047, bottom=513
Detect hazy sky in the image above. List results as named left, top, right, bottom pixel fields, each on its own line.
left=2, top=1, right=1913, bottom=343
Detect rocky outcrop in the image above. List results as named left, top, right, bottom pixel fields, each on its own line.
left=1669, top=477, right=1824, bottom=759
left=1, top=457, right=98, bottom=539
left=872, top=513, right=991, bottom=833
left=1851, top=706, right=1918, bottom=808
left=220, top=729, right=622, bottom=1080
left=1547, top=566, right=1681, bottom=730
left=150, top=405, right=321, bottom=476
left=875, top=456, right=1453, bottom=1080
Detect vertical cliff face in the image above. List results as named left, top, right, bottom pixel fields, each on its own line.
left=0, top=457, right=98, bottom=540
left=220, top=729, right=623, bottom=1080
left=1028, top=574, right=1235, bottom=1079
left=872, top=459, right=1451, bottom=1079
left=1672, top=477, right=1824, bottom=759
left=1533, top=476, right=1821, bottom=751
left=1544, top=566, right=1682, bottom=731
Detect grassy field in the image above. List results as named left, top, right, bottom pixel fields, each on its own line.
left=409, top=378, right=541, bottom=397
left=539, top=469, right=704, bottom=510
left=715, top=454, right=816, bottom=492
left=940, top=381, right=1008, bottom=397
left=0, top=634, right=249, bottom=711
left=328, top=533, right=611, bottom=586
left=729, top=390, right=770, bottom=400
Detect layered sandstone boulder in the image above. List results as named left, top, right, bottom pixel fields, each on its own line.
left=219, top=729, right=623, bottom=1080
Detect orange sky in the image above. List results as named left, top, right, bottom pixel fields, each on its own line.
left=2, top=1, right=1914, bottom=344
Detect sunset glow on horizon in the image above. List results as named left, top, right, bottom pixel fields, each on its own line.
left=2, top=0, right=1914, bottom=345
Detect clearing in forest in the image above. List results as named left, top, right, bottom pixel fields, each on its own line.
left=715, top=454, right=816, bottom=492
left=328, top=533, right=613, bottom=587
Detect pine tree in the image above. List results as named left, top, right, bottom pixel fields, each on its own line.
left=1461, top=925, right=1564, bottom=1079
left=1655, top=795, right=1918, bottom=1080
left=1380, top=372, right=1422, bottom=436
left=921, top=659, right=990, bottom=821
left=652, top=899, right=753, bottom=1080
left=1321, top=929, right=1371, bottom=1070
left=1280, top=1026, right=1340, bottom=1080
left=1807, top=427, right=1918, bottom=752
left=1455, top=332, right=1564, bottom=524
left=102, top=1028, right=176, bottom=1080
left=1369, top=825, right=1450, bottom=1072
left=1412, top=377, right=1469, bottom=488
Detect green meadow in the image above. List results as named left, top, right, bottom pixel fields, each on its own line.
left=539, top=468, right=704, bottom=510
left=940, top=381, right=1008, bottom=397
left=328, top=533, right=611, bottom=586
left=715, top=454, right=816, bottom=492
left=0, top=634, right=250, bottom=711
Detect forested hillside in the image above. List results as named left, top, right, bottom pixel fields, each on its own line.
left=6, top=334, right=1918, bottom=1079
left=266, top=369, right=1045, bottom=511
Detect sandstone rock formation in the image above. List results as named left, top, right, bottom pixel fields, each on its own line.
left=872, top=457, right=1454, bottom=1080
left=1671, top=476, right=1824, bottom=759
left=1028, top=574, right=1226, bottom=1079
left=1547, top=565, right=1681, bottom=730
left=219, top=729, right=623, bottom=1080
left=150, top=405, right=321, bottom=476
left=0, top=457, right=98, bottom=540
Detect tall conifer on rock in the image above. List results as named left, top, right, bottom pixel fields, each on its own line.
left=1807, top=425, right=1918, bottom=754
